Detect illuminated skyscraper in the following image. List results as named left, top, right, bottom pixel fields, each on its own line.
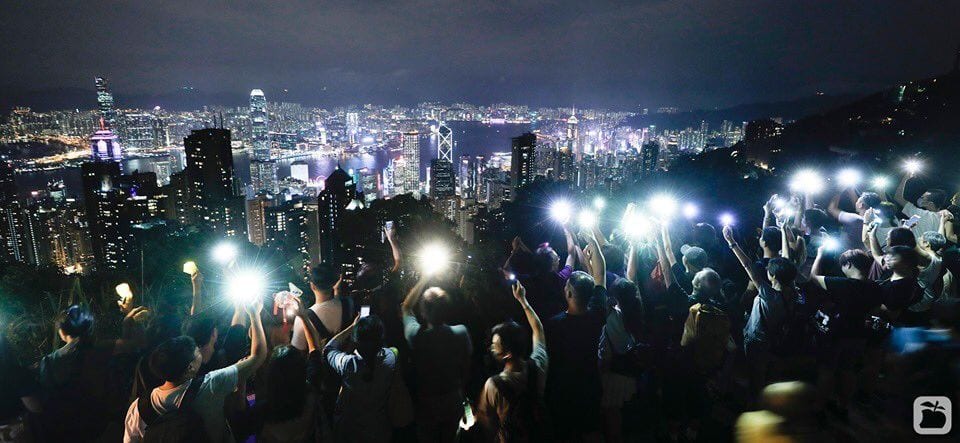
left=436, top=120, right=453, bottom=162
left=246, top=195, right=270, bottom=246
left=81, top=160, right=126, bottom=270
left=250, top=159, right=279, bottom=195
left=184, top=128, right=244, bottom=236
left=317, top=166, right=356, bottom=264
left=121, top=112, right=164, bottom=150
left=346, top=112, right=360, bottom=144
left=291, top=160, right=310, bottom=183
left=90, top=120, right=122, bottom=161
left=400, top=131, right=420, bottom=196
left=429, top=159, right=455, bottom=200
left=640, top=141, right=660, bottom=177
left=95, top=77, right=118, bottom=130
left=566, top=109, right=579, bottom=159
left=510, top=132, right=536, bottom=195
left=458, top=155, right=475, bottom=199
left=249, top=89, right=270, bottom=159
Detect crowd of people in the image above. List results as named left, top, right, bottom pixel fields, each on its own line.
left=1, top=167, right=959, bottom=442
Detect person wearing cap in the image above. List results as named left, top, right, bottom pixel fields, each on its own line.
left=661, top=223, right=708, bottom=294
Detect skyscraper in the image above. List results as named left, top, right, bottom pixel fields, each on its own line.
left=81, top=160, right=126, bottom=270
left=566, top=110, right=580, bottom=159
left=346, top=112, right=360, bottom=144
left=90, top=120, right=122, bottom=161
left=250, top=159, right=279, bottom=195
left=436, top=120, right=453, bottom=162
left=246, top=195, right=270, bottom=246
left=291, top=160, right=310, bottom=183
left=429, top=159, right=455, bottom=200
left=510, top=132, right=536, bottom=195
left=458, top=155, right=475, bottom=199
left=400, top=131, right=420, bottom=196
left=184, top=128, right=244, bottom=236
left=95, top=77, right=118, bottom=130
left=249, top=89, right=270, bottom=160
left=121, top=112, right=164, bottom=150
left=317, top=166, right=356, bottom=264
left=640, top=141, right=661, bottom=177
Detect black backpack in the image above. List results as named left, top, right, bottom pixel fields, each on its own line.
left=138, top=377, right=210, bottom=443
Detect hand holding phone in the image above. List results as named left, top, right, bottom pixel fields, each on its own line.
left=360, top=305, right=371, bottom=318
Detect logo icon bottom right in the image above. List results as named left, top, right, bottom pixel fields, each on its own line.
left=914, top=396, right=952, bottom=435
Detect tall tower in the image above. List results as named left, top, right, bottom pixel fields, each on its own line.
left=95, top=77, right=118, bottom=130
left=184, top=128, right=244, bottom=236
left=436, top=119, right=454, bottom=162
left=249, top=89, right=269, bottom=160
left=90, top=119, right=123, bottom=161
left=81, top=160, right=126, bottom=270
left=510, top=133, right=536, bottom=196
left=566, top=109, right=580, bottom=160
left=401, top=131, right=420, bottom=196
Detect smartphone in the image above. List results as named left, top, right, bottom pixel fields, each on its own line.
left=903, top=214, right=921, bottom=229
left=360, top=305, right=371, bottom=318
left=382, top=220, right=395, bottom=243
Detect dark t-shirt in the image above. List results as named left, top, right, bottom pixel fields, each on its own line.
left=544, top=287, right=608, bottom=405
left=823, top=277, right=883, bottom=338
left=0, top=362, right=37, bottom=422
left=879, top=277, right=921, bottom=314
left=519, top=265, right=573, bottom=321
left=671, top=262, right=694, bottom=295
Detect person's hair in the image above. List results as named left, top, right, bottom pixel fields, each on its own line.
left=608, top=278, right=644, bottom=336
left=420, top=287, right=451, bottom=325
left=567, top=271, right=596, bottom=309
left=877, top=202, right=898, bottom=225
left=149, top=336, right=198, bottom=382
left=220, top=324, right=250, bottom=365
left=183, top=315, right=217, bottom=348
left=265, top=345, right=308, bottom=422
left=926, top=189, right=948, bottom=209
left=760, top=227, right=783, bottom=253
left=58, top=305, right=94, bottom=339
left=491, top=320, right=528, bottom=361
left=532, top=245, right=557, bottom=274
left=690, top=223, right=717, bottom=248
left=839, top=249, right=873, bottom=276
left=859, top=192, right=882, bottom=209
left=887, top=227, right=917, bottom=249
left=354, top=316, right=385, bottom=382
left=887, top=245, right=920, bottom=269
left=309, top=263, right=340, bottom=291
left=803, top=209, right=830, bottom=231
left=602, top=244, right=625, bottom=275
left=145, top=314, right=183, bottom=351
left=692, top=268, right=723, bottom=304
left=921, top=231, right=947, bottom=253
left=766, top=257, right=798, bottom=285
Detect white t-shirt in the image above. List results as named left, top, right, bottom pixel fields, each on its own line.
left=291, top=298, right=344, bottom=350
left=123, top=365, right=239, bottom=443
left=837, top=211, right=866, bottom=250
left=902, top=203, right=941, bottom=238
left=911, top=256, right=944, bottom=312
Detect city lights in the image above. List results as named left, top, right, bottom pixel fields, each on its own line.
left=682, top=203, right=700, bottom=220
left=903, top=159, right=923, bottom=175
left=549, top=200, right=573, bottom=225
left=182, top=261, right=198, bottom=275
left=227, top=270, right=266, bottom=306
left=578, top=210, right=598, bottom=230
left=212, top=242, right=238, bottom=264
left=789, top=169, right=825, bottom=194
left=417, top=242, right=451, bottom=275
left=836, top=168, right=862, bottom=188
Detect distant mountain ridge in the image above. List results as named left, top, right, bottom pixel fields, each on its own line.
left=0, top=87, right=245, bottom=113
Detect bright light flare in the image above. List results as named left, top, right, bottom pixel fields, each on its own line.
left=871, top=176, right=891, bottom=190
left=621, top=211, right=653, bottom=239
left=212, top=242, right=238, bottom=264
left=182, top=261, right=198, bottom=275
left=822, top=236, right=841, bottom=252
left=719, top=213, right=736, bottom=226
left=648, top=194, right=678, bottom=220
left=836, top=168, right=863, bottom=188
left=549, top=200, right=573, bottom=225
left=227, top=270, right=266, bottom=306
left=789, top=169, right=825, bottom=195
left=593, top=196, right=606, bottom=211
left=418, top=242, right=451, bottom=275
left=903, top=159, right=923, bottom=175
left=115, top=283, right=132, bottom=299
left=578, top=210, right=598, bottom=230
left=682, top=203, right=700, bottom=220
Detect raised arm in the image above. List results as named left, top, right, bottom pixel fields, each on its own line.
left=401, top=276, right=430, bottom=317
left=940, top=210, right=957, bottom=243
left=562, top=226, right=581, bottom=269
left=584, top=231, right=606, bottom=289
left=189, top=270, right=204, bottom=316
left=512, top=281, right=544, bottom=349
left=235, top=299, right=268, bottom=381
left=325, top=314, right=358, bottom=355
left=809, top=246, right=828, bottom=290
left=762, top=195, right=777, bottom=229
left=867, top=224, right=884, bottom=264
left=626, top=242, right=638, bottom=283
left=661, top=223, right=678, bottom=267
left=827, top=192, right=843, bottom=220
left=385, top=226, right=402, bottom=273
left=893, top=173, right=911, bottom=208
left=723, top=225, right=761, bottom=286
left=655, top=232, right=674, bottom=289
left=293, top=297, right=321, bottom=353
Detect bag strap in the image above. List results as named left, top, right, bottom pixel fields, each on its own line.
left=179, top=377, right=205, bottom=409
left=306, top=309, right=335, bottom=341
left=138, top=377, right=203, bottom=426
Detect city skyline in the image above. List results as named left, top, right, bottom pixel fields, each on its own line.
left=2, top=1, right=958, bottom=110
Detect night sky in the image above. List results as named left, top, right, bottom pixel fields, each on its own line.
left=1, top=0, right=958, bottom=109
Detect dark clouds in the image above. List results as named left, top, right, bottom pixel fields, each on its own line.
left=1, top=0, right=957, bottom=109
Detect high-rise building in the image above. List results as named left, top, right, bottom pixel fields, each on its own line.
left=250, top=159, right=279, bottom=195
left=246, top=195, right=271, bottom=246
left=510, top=132, right=536, bottom=195
left=249, top=89, right=270, bottom=160
left=436, top=120, right=453, bottom=162
left=121, top=112, right=164, bottom=150
left=555, top=148, right=575, bottom=182
left=291, top=160, right=310, bottom=183
left=81, top=160, right=126, bottom=270
left=184, top=128, right=244, bottom=236
left=317, top=166, right=356, bottom=264
left=400, top=131, right=420, bottom=196
left=90, top=121, right=122, bottom=161
left=458, top=155, right=475, bottom=199
left=566, top=110, right=580, bottom=159
left=640, top=141, right=661, bottom=177
left=429, top=159, right=455, bottom=200
left=95, top=77, right=118, bottom=130
left=346, top=112, right=360, bottom=144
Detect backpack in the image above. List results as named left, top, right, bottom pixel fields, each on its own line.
left=138, top=377, right=210, bottom=443
left=681, top=302, right=731, bottom=374
left=488, top=361, right=552, bottom=442
left=772, top=290, right=813, bottom=357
